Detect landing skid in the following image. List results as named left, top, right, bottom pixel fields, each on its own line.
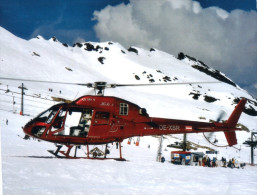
left=47, top=151, right=126, bottom=161
left=47, top=150, right=66, bottom=158
left=47, top=142, right=126, bottom=161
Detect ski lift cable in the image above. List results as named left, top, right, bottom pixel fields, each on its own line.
left=1, top=83, right=72, bottom=100
left=203, top=132, right=240, bottom=151
left=23, top=98, right=54, bottom=105
left=0, top=92, right=20, bottom=99
left=0, top=88, right=56, bottom=102
left=0, top=88, right=51, bottom=100
left=0, top=100, right=13, bottom=104
left=0, top=107, right=35, bottom=118
left=21, top=86, right=70, bottom=100
left=23, top=103, right=48, bottom=110
left=0, top=107, right=13, bottom=113
left=0, top=92, right=54, bottom=106
left=0, top=97, right=49, bottom=110
left=21, top=91, right=63, bottom=102
left=0, top=85, right=54, bottom=99
left=203, top=132, right=228, bottom=147
left=165, top=135, right=174, bottom=145
left=0, top=102, right=46, bottom=112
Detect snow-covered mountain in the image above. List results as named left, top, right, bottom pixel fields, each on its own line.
left=1, top=26, right=256, bottom=125
left=0, top=26, right=257, bottom=194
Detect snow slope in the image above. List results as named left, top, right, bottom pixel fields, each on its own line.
left=0, top=26, right=257, bottom=194
left=2, top=112, right=257, bottom=195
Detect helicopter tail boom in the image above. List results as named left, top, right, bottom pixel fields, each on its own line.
left=142, top=98, right=247, bottom=146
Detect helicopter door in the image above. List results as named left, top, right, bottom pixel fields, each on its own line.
left=62, top=108, right=93, bottom=137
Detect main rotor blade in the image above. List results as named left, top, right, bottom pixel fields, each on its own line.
left=0, top=76, right=92, bottom=87
left=0, top=76, right=219, bottom=90
left=110, top=81, right=220, bottom=88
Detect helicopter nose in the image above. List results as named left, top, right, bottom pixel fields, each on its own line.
left=24, top=125, right=46, bottom=138
left=23, top=126, right=32, bottom=136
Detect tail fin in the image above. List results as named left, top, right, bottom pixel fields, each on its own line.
left=224, top=98, right=247, bottom=146
left=227, top=98, right=247, bottom=127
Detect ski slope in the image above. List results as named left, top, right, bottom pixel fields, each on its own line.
left=1, top=112, right=257, bottom=195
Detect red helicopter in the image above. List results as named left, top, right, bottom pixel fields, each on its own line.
left=0, top=78, right=247, bottom=160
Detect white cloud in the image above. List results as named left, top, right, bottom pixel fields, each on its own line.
left=93, top=0, right=257, bottom=97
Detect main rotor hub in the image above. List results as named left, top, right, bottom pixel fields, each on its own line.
left=93, top=82, right=107, bottom=95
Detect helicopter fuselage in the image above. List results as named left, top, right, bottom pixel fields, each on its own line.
left=23, top=95, right=246, bottom=146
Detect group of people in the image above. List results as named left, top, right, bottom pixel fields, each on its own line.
left=202, top=156, right=242, bottom=168
left=48, top=88, right=62, bottom=94
left=172, top=156, right=190, bottom=165
left=202, top=156, right=217, bottom=167
left=171, top=153, right=246, bottom=168
left=194, top=155, right=243, bottom=168
left=221, top=157, right=242, bottom=168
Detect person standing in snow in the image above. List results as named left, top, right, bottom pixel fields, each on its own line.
left=232, top=158, right=235, bottom=168
left=179, top=156, right=182, bottom=165
left=227, top=159, right=232, bottom=168
left=221, top=157, right=225, bottom=167
left=223, top=157, right=227, bottom=167
left=212, top=157, right=216, bottom=167
left=206, top=156, right=211, bottom=167
left=182, top=158, right=186, bottom=165
left=202, top=157, right=206, bottom=166
left=198, top=157, right=202, bottom=166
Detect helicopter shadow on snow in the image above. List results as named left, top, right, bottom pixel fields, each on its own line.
left=11, top=155, right=63, bottom=159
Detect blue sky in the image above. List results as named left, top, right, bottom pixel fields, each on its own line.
left=0, top=0, right=255, bottom=44
left=198, top=0, right=255, bottom=11
left=0, top=0, right=130, bottom=44
left=0, top=0, right=257, bottom=97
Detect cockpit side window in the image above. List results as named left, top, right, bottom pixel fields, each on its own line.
left=119, top=103, right=129, bottom=115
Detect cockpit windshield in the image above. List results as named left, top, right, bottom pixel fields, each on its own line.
left=36, top=105, right=62, bottom=124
